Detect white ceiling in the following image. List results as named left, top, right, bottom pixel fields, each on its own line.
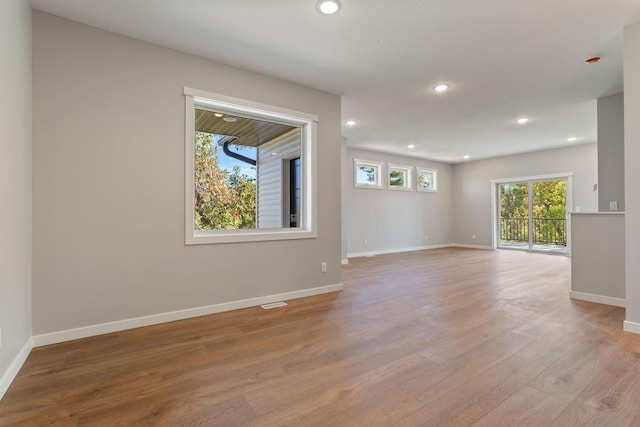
left=31, top=0, right=640, bottom=163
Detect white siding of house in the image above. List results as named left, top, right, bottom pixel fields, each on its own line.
left=257, top=130, right=301, bottom=228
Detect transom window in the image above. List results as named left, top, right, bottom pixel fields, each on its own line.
left=387, top=163, right=412, bottom=191
left=353, top=159, right=384, bottom=189
left=417, top=168, right=438, bottom=192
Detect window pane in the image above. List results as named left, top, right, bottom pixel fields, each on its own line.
left=418, top=173, right=431, bottom=189
left=194, top=108, right=301, bottom=231
left=389, top=169, right=405, bottom=186
left=417, top=169, right=436, bottom=191
left=356, top=165, right=377, bottom=184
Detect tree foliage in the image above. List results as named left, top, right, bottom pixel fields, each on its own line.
left=418, top=173, right=432, bottom=189
left=499, top=181, right=566, bottom=218
left=532, top=181, right=566, bottom=219
left=389, top=170, right=405, bottom=186
left=194, top=132, right=256, bottom=230
left=500, top=183, right=529, bottom=218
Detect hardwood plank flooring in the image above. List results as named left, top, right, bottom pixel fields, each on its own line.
left=1, top=248, right=639, bottom=426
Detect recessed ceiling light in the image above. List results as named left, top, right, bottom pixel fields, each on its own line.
left=408, top=144, right=415, bottom=149
left=516, top=117, right=529, bottom=124
left=568, top=137, right=578, bottom=142
left=317, top=0, right=341, bottom=15
left=463, top=155, right=470, bottom=159
left=434, top=84, right=450, bottom=92
left=223, top=117, right=237, bottom=122
left=346, top=120, right=356, bottom=126
left=214, top=113, right=223, bottom=118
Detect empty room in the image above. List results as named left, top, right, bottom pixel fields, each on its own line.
left=2, top=0, right=640, bottom=425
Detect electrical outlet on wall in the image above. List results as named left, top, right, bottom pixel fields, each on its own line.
left=321, top=262, right=327, bottom=273
left=425, top=234, right=429, bottom=240
left=472, top=234, right=476, bottom=240
left=610, top=201, right=618, bottom=211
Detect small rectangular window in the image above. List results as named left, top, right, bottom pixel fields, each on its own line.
left=417, top=168, right=438, bottom=192
left=387, top=163, right=413, bottom=191
left=354, top=159, right=384, bottom=189
left=184, top=87, right=317, bottom=244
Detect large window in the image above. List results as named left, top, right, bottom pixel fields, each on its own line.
left=184, top=87, right=317, bottom=244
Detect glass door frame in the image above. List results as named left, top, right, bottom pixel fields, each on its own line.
left=491, top=173, right=573, bottom=255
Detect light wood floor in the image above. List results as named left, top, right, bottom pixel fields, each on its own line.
left=2, top=248, right=639, bottom=426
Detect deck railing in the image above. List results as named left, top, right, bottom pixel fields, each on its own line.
left=500, top=217, right=566, bottom=246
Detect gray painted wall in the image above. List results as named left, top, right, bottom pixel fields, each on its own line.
left=598, top=93, right=625, bottom=212
left=452, top=144, right=598, bottom=248
left=32, top=12, right=342, bottom=335
left=571, top=213, right=625, bottom=300
left=345, top=148, right=453, bottom=255
left=624, top=21, right=640, bottom=327
left=0, top=0, right=32, bottom=392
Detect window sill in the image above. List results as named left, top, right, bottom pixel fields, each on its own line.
left=186, top=228, right=317, bottom=245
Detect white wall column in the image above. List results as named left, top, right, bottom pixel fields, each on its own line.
left=624, top=21, right=640, bottom=333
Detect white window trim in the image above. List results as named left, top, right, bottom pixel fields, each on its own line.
left=354, top=159, right=384, bottom=189
left=416, top=168, right=438, bottom=192
left=387, top=163, right=413, bottom=191
left=184, top=87, right=317, bottom=245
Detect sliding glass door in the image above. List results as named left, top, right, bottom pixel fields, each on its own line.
left=497, top=178, right=567, bottom=253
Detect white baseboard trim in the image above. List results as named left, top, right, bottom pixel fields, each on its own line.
left=341, top=259, right=349, bottom=265
left=32, top=283, right=343, bottom=347
left=452, top=244, right=494, bottom=250
left=0, top=338, right=33, bottom=401
left=569, top=291, right=626, bottom=308
left=348, top=244, right=453, bottom=259
left=623, top=320, right=640, bottom=335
